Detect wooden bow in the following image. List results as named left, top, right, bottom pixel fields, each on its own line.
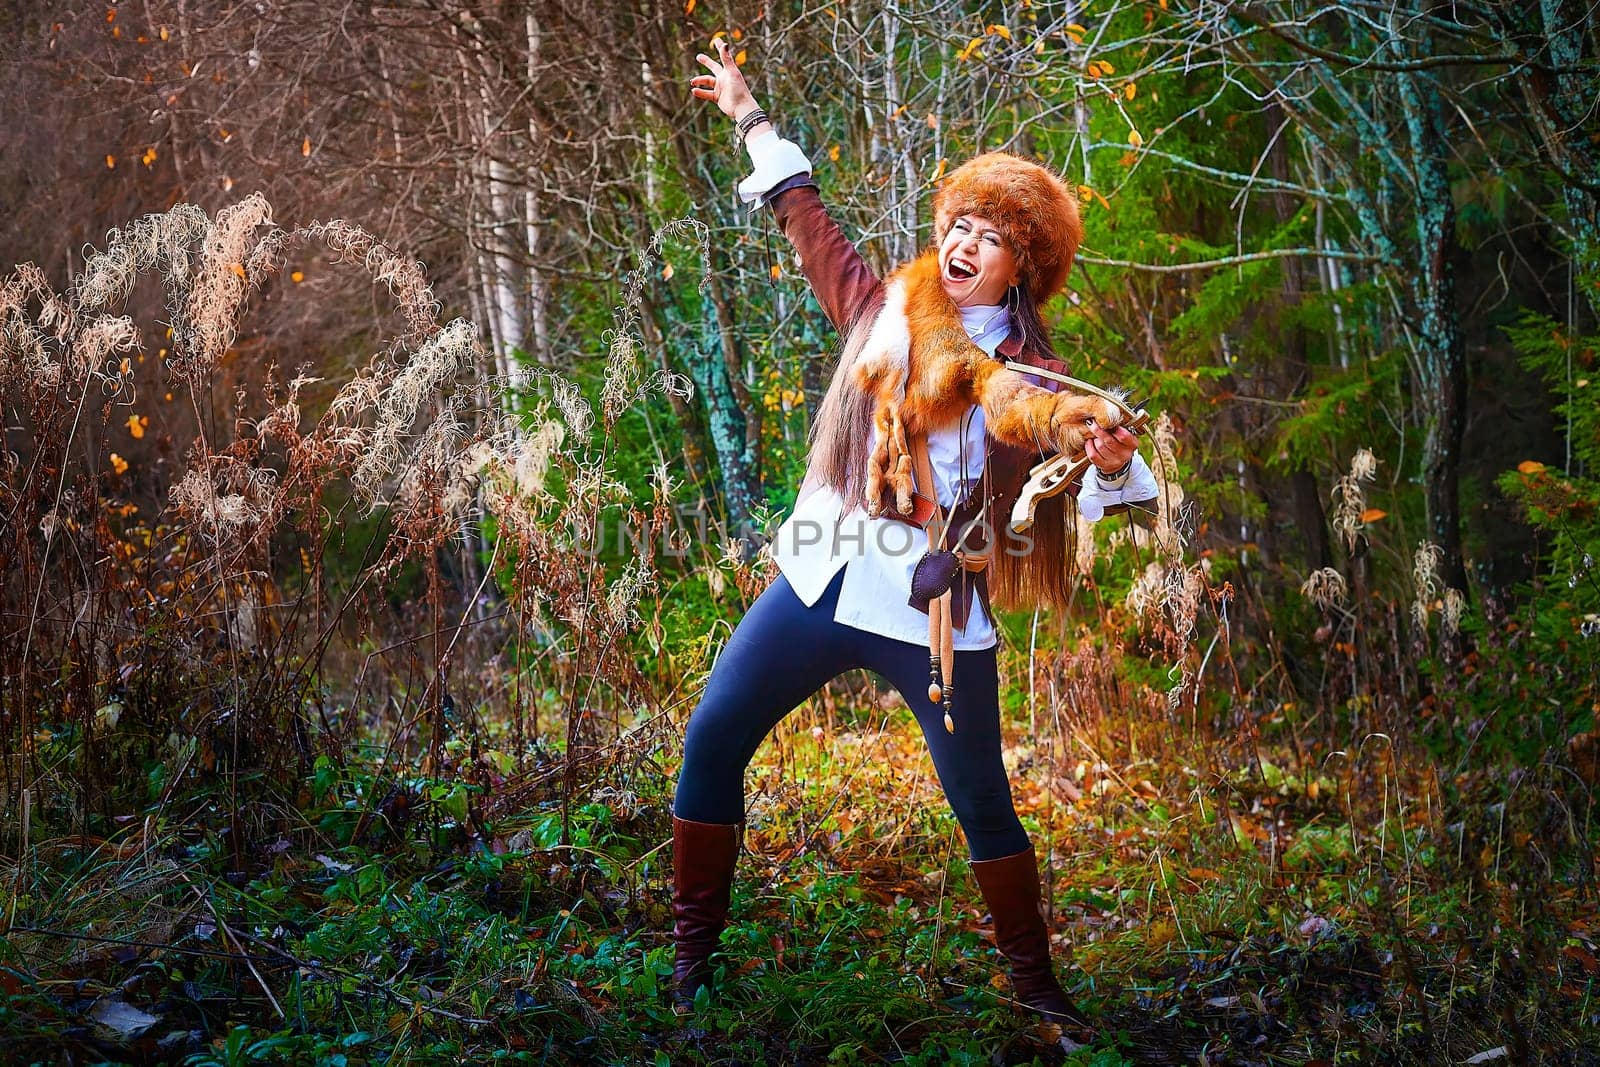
left=1005, top=361, right=1151, bottom=535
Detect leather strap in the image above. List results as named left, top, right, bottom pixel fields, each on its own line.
left=910, top=432, right=990, bottom=573
left=909, top=432, right=947, bottom=541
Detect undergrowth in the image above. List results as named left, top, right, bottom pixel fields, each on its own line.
left=0, top=202, right=1595, bottom=1065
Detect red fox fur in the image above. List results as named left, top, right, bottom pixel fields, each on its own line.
left=852, top=249, right=1125, bottom=516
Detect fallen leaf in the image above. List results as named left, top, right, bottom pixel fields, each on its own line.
left=90, top=998, right=160, bottom=1041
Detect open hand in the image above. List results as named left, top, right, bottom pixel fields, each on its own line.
left=691, top=37, right=759, bottom=122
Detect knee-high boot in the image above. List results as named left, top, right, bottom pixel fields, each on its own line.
left=969, top=845, right=1094, bottom=1035
left=671, top=816, right=741, bottom=1012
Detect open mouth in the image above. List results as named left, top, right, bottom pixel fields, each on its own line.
left=946, top=257, right=977, bottom=281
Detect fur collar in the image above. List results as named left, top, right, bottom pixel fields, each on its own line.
left=851, top=248, right=988, bottom=436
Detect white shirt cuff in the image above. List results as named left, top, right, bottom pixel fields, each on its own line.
left=1077, top=453, right=1159, bottom=523
left=736, top=132, right=813, bottom=208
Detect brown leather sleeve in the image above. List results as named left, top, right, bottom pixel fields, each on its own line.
left=768, top=183, right=883, bottom=336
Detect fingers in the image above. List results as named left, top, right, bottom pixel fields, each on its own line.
left=716, top=36, right=735, bottom=65
left=695, top=52, right=722, bottom=75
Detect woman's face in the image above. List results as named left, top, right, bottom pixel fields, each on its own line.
left=938, top=214, right=1020, bottom=308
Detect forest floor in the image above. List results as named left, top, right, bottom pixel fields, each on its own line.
left=3, top=659, right=1598, bottom=1066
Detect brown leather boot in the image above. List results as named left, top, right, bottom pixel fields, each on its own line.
left=671, top=816, right=741, bottom=1013
left=970, top=845, right=1094, bottom=1038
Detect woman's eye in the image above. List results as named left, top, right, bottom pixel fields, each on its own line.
left=983, top=234, right=1000, bottom=246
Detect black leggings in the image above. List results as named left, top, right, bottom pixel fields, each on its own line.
left=673, top=568, right=1031, bottom=861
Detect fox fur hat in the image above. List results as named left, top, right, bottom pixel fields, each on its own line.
left=931, top=152, right=1084, bottom=303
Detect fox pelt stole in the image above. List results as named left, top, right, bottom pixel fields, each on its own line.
left=852, top=248, right=1127, bottom=518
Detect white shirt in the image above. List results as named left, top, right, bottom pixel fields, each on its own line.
left=742, top=133, right=1158, bottom=649
left=767, top=305, right=1008, bottom=650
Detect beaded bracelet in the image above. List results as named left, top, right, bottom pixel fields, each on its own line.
left=735, top=108, right=771, bottom=141
left=1099, top=456, right=1134, bottom=482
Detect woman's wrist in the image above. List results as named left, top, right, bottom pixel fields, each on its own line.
left=1097, top=456, right=1134, bottom=482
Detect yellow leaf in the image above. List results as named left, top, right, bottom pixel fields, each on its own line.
left=734, top=49, right=747, bottom=65
left=1517, top=460, right=1546, bottom=474
left=931, top=157, right=948, bottom=182
left=1128, top=128, right=1144, bottom=147
left=1159, top=0, right=1168, bottom=8
left=127, top=414, right=148, bottom=439
left=1124, top=81, right=1137, bottom=100
left=1085, top=60, right=1101, bottom=77
left=229, top=262, right=246, bottom=279
left=987, top=24, right=1011, bottom=40
left=770, top=263, right=781, bottom=281
left=1098, top=59, right=1115, bottom=74
left=731, top=28, right=742, bottom=40
left=142, top=147, right=157, bottom=166
left=661, top=261, right=675, bottom=281
left=301, top=136, right=312, bottom=157
left=1576, top=378, right=1590, bottom=387
left=684, top=0, right=695, bottom=14
left=290, top=270, right=304, bottom=284
left=1360, top=508, right=1387, bottom=523
left=925, top=112, right=939, bottom=130
left=105, top=154, right=116, bottom=169
left=109, top=453, right=129, bottom=475
left=164, top=392, right=173, bottom=402
left=119, top=358, right=130, bottom=375
left=1067, top=22, right=1087, bottom=33
left=1078, top=183, right=1094, bottom=201
left=1066, top=30, right=1084, bottom=44
left=828, top=144, right=841, bottom=162
left=159, top=25, right=169, bottom=41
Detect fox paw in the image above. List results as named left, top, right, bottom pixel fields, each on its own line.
left=1049, top=394, right=1126, bottom=454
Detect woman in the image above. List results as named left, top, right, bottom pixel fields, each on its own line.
left=673, top=40, right=1155, bottom=1038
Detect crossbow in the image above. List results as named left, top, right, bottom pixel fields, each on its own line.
left=1004, top=361, right=1151, bottom=535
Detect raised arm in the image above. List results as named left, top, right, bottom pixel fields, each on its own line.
left=692, top=39, right=882, bottom=335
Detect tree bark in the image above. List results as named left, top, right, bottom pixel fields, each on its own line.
left=1398, top=62, right=1469, bottom=591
